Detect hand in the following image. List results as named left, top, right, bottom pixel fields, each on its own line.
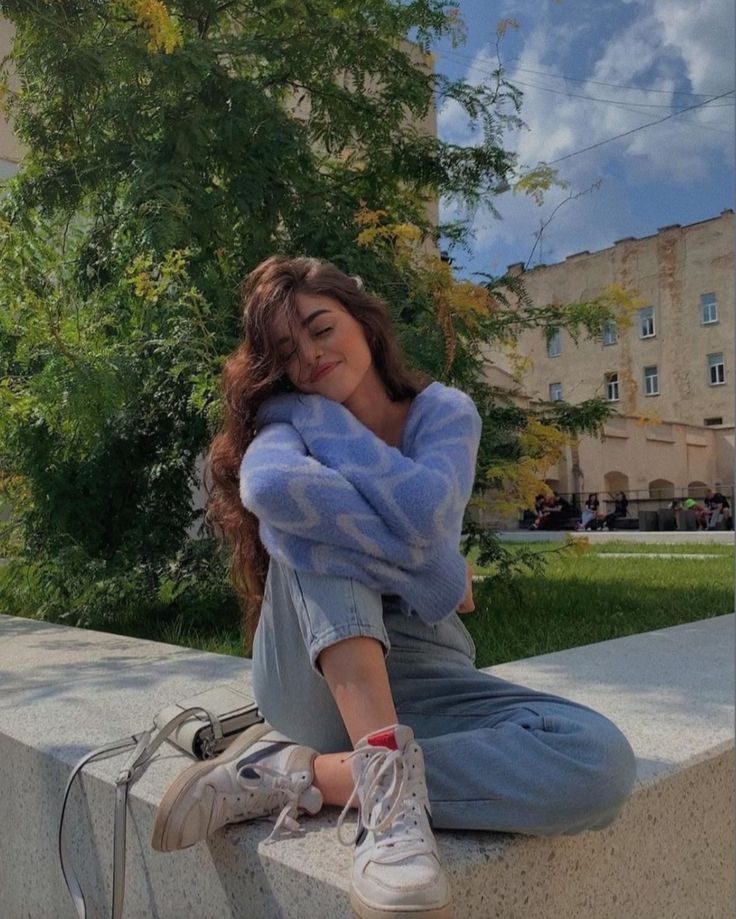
left=457, top=561, right=475, bottom=614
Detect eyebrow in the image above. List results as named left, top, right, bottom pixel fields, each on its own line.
left=275, top=309, right=332, bottom=347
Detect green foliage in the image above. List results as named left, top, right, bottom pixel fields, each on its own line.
left=0, top=0, right=620, bottom=634
left=513, top=164, right=567, bottom=207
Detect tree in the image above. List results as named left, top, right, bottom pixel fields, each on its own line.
left=0, top=1, right=622, bottom=636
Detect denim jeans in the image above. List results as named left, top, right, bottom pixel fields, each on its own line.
left=252, top=558, right=637, bottom=836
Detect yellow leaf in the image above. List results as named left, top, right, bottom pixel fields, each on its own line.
left=513, top=165, right=568, bottom=207
left=124, top=0, right=183, bottom=54
left=497, top=18, right=519, bottom=37
left=567, top=534, right=591, bottom=556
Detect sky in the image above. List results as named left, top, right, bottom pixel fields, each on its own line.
left=429, top=0, right=735, bottom=280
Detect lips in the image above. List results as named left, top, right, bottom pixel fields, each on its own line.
left=310, top=362, right=338, bottom=383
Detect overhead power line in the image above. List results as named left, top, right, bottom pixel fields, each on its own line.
left=436, top=49, right=734, bottom=110
left=436, top=47, right=730, bottom=98
left=543, top=90, right=735, bottom=165
left=511, top=76, right=733, bottom=109
left=504, top=56, right=729, bottom=98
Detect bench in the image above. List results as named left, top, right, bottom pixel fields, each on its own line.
left=638, top=510, right=659, bottom=531
left=677, top=508, right=698, bottom=531
left=558, top=515, right=581, bottom=530
left=658, top=508, right=678, bottom=531
left=1, top=613, right=733, bottom=918
left=613, top=517, right=639, bottom=530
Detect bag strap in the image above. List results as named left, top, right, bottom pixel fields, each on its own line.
left=59, top=705, right=223, bottom=919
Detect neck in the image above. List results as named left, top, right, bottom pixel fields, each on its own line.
left=342, top=369, right=410, bottom=446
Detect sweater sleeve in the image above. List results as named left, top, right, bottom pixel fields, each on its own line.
left=240, top=422, right=468, bottom=621
left=255, top=386, right=482, bottom=548
left=240, top=423, right=438, bottom=570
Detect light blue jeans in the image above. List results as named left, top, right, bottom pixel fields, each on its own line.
left=252, top=558, right=637, bottom=836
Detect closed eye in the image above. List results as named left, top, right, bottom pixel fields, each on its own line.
left=279, top=327, right=332, bottom=362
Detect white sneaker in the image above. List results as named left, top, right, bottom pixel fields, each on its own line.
left=337, top=724, right=452, bottom=919
left=151, top=723, right=323, bottom=851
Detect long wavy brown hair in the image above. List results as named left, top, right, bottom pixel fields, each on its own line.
left=204, top=255, right=431, bottom=646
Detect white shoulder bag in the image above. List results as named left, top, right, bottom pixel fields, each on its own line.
left=58, top=683, right=263, bottom=919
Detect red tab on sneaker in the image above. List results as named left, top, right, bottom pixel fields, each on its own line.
left=367, top=728, right=398, bottom=750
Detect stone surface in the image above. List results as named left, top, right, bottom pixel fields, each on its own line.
left=0, top=613, right=733, bottom=918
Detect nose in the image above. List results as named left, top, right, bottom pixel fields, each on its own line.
left=294, top=337, right=323, bottom=379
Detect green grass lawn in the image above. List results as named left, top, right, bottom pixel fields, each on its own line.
left=15, top=541, right=732, bottom=668
left=464, top=540, right=733, bottom=667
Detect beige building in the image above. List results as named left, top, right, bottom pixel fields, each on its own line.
left=0, top=22, right=23, bottom=176
left=482, top=210, right=734, bottom=517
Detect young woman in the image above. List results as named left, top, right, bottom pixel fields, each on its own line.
left=602, top=491, right=629, bottom=531
left=152, top=256, right=637, bottom=919
left=580, top=493, right=600, bottom=531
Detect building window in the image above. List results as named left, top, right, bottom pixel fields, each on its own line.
left=546, top=328, right=561, bottom=358
left=644, top=365, right=659, bottom=396
left=638, top=306, right=655, bottom=338
left=708, top=353, right=725, bottom=385
left=605, top=372, right=619, bottom=402
left=700, top=292, right=718, bottom=324
left=704, top=417, right=723, bottom=426
left=602, top=320, right=618, bottom=346
left=549, top=382, right=563, bottom=402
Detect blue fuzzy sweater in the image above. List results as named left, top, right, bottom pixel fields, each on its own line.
left=239, top=381, right=482, bottom=623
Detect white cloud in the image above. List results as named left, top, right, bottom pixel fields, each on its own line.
left=437, top=95, right=482, bottom=146
left=651, top=0, right=733, bottom=93
left=441, top=1, right=733, bottom=177
left=437, top=0, right=734, bottom=270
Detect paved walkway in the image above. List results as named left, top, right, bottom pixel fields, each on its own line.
left=593, top=552, right=723, bottom=559
left=495, top=530, right=733, bottom=545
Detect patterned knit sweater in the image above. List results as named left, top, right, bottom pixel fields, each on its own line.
left=239, top=381, right=482, bottom=623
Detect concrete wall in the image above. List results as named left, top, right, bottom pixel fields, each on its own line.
left=573, top=415, right=733, bottom=500
left=3, top=612, right=734, bottom=919
left=468, top=405, right=733, bottom=528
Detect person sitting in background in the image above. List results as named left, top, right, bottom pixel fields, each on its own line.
left=533, top=493, right=547, bottom=518
left=681, top=498, right=709, bottom=530
left=555, top=494, right=576, bottom=527
left=531, top=493, right=553, bottom=529
left=602, top=491, right=628, bottom=531
left=666, top=498, right=683, bottom=529
left=533, top=492, right=574, bottom=530
left=705, top=488, right=732, bottom=529
left=579, top=493, right=600, bottom=531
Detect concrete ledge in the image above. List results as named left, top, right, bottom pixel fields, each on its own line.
left=1, top=613, right=734, bottom=918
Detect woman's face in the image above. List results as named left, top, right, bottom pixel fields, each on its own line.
left=271, top=291, right=374, bottom=402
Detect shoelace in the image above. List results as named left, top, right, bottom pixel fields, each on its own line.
left=238, top=763, right=308, bottom=845
left=337, top=746, right=427, bottom=852
left=371, top=805, right=432, bottom=864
